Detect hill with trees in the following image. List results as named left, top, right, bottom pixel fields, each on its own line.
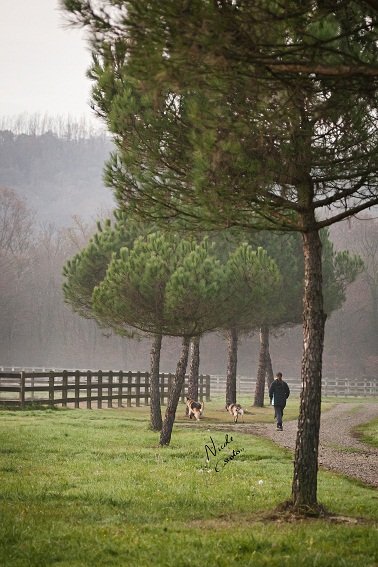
left=0, top=115, right=114, bottom=224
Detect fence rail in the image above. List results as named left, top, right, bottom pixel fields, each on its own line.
left=0, top=370, right=210, bottom=408
left=209, top=375, right=378, bottom=397
left=0, top=369, right=375, bottom=408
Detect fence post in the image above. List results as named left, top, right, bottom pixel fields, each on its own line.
left=205, top=374, right=210, bottom=402
left=62, top=370, right=68, bottom=407
left=145, top=372, right=149, bottom=405
left=98, top=370, right=103, bottom=409
left=198, top=374, right=203, bottom=401
left=127, top=372, right=132, bottom=407
left=20, top=371, right=25, bottom=408
left=168, top=373, right=173, bottom=405
left=75, top=370, right=80, bottom=408
left=118, top=371, right=123, bottom=407
left=49, top=371, right=55, bottom=407
left=160, top=373, right=165, bottom=405
left=135, top=371, right=141, bottom=407
left=87, top=370, right=92, bottom=409
left=108, top=371, right=113, bottom=408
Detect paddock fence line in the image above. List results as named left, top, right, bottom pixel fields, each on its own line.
left=0, top=370, right=210, bottom=408
left=209, top=375, right=378, bottom=397
left=0, top=369, right=376, bottom=408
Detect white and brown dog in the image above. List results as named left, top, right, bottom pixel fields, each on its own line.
left=226, top=403, right=244, bottom=423
left=186, top=397, right=204, bottom=421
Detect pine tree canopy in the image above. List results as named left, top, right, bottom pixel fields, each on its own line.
left=92, top=232, right=227, bottom=336
left=221, top=243, right=282, bottom=330
left=62, top=211, right=145, bottom=326
left=213, top=227, right=363, bottom=329
left=63, top=211, right=362, bottom=338
left=61, top=0, right=378, bottom=231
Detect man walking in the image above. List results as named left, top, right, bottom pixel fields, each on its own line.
left=269, top=372, right=290, bottom=431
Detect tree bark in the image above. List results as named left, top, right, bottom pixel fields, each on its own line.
left=188, top=336, right=200, bottom=400
left=225, top=327, right=238, bottom=405
left=149, top=333, right=163, bottom=431
left=291, top=229, right=326, bottom=511
left=254, top=325, right=269, bottom=406
left=159, top=336, right=190, bottom=446
left=265, top=345, right=274, bottom=389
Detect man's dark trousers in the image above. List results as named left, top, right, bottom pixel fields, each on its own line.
left=275, top=406, right=283, bottom=428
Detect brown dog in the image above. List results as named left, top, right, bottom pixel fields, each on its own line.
left=186, top=397, right=204, bottom=421
left=226, top=403, right=244, bottom=423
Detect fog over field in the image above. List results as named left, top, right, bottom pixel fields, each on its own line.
left=0, top=2, right=375, bottom=383
left=0, top=121, right=376, bottom=381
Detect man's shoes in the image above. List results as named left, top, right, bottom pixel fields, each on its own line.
left=277, top=425, right=283, bottom=431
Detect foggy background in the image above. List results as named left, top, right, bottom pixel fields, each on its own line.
left=0, top=2, right=376, bottom=381
left=0, top=117, right=377, bottom=381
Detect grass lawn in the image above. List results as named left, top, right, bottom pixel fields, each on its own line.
left=0, top=399, right=377, bottom=567
left=354, top=418, right=378, bottom=448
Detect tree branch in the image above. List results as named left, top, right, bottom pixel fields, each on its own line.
left=316, top=198, right=378, bottom=229
left=265, top=63, right=378, bottom=78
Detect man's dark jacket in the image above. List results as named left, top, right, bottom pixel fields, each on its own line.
left=269, top=379, right=290, bottom=407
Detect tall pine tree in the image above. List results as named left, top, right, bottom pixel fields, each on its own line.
left=62, top=0, right=378, bottom=512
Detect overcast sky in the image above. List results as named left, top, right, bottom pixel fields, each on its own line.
left=1, top=0, right=96, bottom=122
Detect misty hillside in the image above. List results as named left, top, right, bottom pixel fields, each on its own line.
left=0, top=128, right=115, bottom=224
left=0, top=125, right=376, bottom=380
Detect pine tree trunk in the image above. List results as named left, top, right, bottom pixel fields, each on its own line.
left=226, top=327, right=238, bottom=405
left=188, top=336, right=200, bottom=400
left=149, top=333, right=163, bottom=431
left=159, top=336, right=190, bottom=446
left=254, top=325, right=269, bottom=406
left=291, top=229, right=326, bottom=511
left=266, top=344, right=274, bottom=389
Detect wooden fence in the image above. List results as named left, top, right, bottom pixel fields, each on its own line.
left=0, top=369, right=375, bottom=408
left=209, top=375, right=378, bottom=397
left=0, top=370, right=210, bottom=408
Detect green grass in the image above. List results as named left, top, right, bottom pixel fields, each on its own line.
left=354, top=418, right=378, bottom=448
left=0, top=403, right=377, bottom=567
left=327, top=443, right=367, bottom=454
left=189, top=394, right=338, bottom=424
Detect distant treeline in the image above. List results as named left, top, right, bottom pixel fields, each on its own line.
left=0, top=113, right=104, bottom=139
left=0, top=114, right=114, bottom=224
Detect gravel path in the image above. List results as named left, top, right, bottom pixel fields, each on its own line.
left=251, top=403, right=378, bottom=487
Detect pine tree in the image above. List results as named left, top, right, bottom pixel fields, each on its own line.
left=62, top=212, right=142, bottom=324
left=62, top=0, right=378, bottom=511
left=62, top=213, right=167, bottom=429
left=90, top=229, right=191, bottom=431
left=252, top=230, right=364, bottom=406
left=92, top=232, right=229, bottom=444
left=221, top=244, right=281, bottom=405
